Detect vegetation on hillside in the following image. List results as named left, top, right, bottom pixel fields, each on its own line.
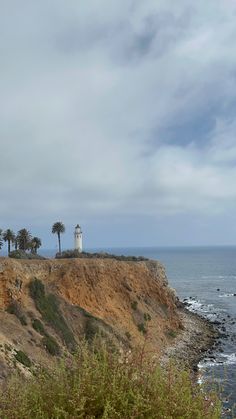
left=14, top=350, right=31, bottom=368
left=29, top=278, right=76, bottom=351
left=0, top=339, right=220, bottom=418
left=6, top=301, right=27, bottom=325
left=56, top=249, right=149, bottom=261
left=32, top=318, right=61, bottom=356
left=9, top=250, right=45, bottom=260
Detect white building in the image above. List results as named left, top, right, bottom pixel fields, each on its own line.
left=74, top=224, right=82, bottom=252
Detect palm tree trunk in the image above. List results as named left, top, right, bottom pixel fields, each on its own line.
left=58, top=233, right=61, bottom=254
left=8, top=240, right=10, bottom=255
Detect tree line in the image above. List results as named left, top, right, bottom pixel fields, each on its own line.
left=0, top=229, right=42, bottom=255
left=0, top=221, right=66, bottom=256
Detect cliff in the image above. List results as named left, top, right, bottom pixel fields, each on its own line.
left=0, top=257, right=184, bottom=377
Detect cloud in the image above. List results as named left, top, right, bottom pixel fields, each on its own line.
left=1, top=0, right=236, bottom=237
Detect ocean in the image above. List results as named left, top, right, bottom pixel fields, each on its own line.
left=44, top=246, right=236, bottom=416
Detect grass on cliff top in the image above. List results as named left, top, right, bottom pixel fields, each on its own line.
left=29, top=279, right=76, bottom=352
left=55, top=249, right=149, bottom=261
left=0, top=339, right=221, bottom=419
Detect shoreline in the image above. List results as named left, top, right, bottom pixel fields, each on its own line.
left=162, top=306, right=219, bottom=372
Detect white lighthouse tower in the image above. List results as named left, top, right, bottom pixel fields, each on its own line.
left=74, top=224, right=82, bottom=252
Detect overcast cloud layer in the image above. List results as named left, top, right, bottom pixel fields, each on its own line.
left=1, top=0, right=236, bottom=248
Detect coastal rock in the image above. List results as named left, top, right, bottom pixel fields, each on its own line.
left=0, top=257, right=219, bottom=380
left=0, top=257, right=183, bottom=378
left=161, top=309, right=219, bottom=370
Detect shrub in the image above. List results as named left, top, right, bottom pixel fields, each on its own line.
left=131, top=301, right=138, bottom=310
left=32, top=318, right=61, bottom=356
left=56, top=250, right=148, bottom=261
left=29, top=278, right=44, bottom=301
left=14, top=350, right=31, bottom=368
left=76, top=306, right=96, bottom=319
left=42, top=336, right=60, bottom=356
left=4, top=344, right=11, bottom=352
left=55, top=249, right=81, bottom=258
left=6, top=302, right=27, bottom=326
left=9, top=250, right=45, bottom=260
left=84, top=318, right=99, bottom=342
left=32, top=319, right=46, bottom=336
left=29, top=279, right=76, bottom=351
left=137, top=323, right=147, bottom=334
left=144, top=312, right=151, bottom=322
left=167, top=329, right=177, bottom=339
left=0, top=341, right=221, bottom=418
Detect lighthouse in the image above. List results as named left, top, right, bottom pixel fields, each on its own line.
left=74, top=224, right=82, bottom=252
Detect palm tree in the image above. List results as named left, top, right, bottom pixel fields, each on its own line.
left=17, top=229, right=32, bottom=251
left=0, top=229, right=3, bottom=251
left=3, top=229, right=16, bottom=255
left=30, top=237, right=42, bottom=254
left=13, top=237, right=18, bottom=250
left=52, top=222, right=65, bottom=255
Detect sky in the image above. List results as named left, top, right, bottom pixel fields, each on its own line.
left=1, top=0, right=236, bottom=250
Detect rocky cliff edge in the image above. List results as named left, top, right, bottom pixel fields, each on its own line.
left=0, top=257, right=184, bottom=378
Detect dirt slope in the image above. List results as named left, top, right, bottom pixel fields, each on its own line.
left=0, top=257, right=183, bottom=378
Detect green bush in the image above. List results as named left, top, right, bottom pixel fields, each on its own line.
left=56, top=250, right=148, bottom=261
left=137, top=323, right=147, bottom=334
left=144, top=312, right=151, bottom=322
left=42, top=336, right=60, bottom=356
left=32, top=319, right=46, bottom=336
left=32, top=318, right=61, bottom=356
left=4, top=343, right=11, bottom=352
left=0, top=341, right=221, bottom=418
left=14, top=350, right=31, bottom=368
left=84, top=318, right=99, bottom=342
left=55, top=249, right=81, bottom=258
left=6, top=302, right=27, bottom=326
left=29, top=279, right=76, bottom=351
left=9, top=250, right=45, bottom=260
left=167, top=329, right=177, bottom=338
left=131, top=301, right=138, bottom=310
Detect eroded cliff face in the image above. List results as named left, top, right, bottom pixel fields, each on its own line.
left=0, top=257, right=183, bottom=378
